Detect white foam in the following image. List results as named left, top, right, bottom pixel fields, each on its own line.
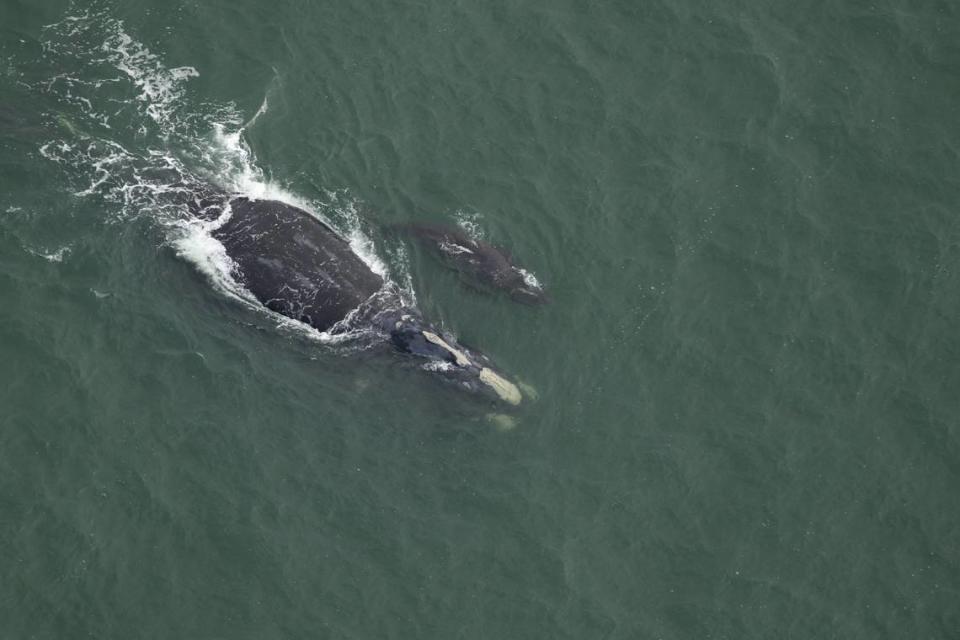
left=519, top=267, right=542, bottom=289
left=204, top=124, right=391, bottom=281
left=453, top=209, right=485, bottom=240
left=385, top=241, right=417, bottom=307
left=28, top=246, right=71, bottom=262
left=36, top=11, right=408, bottom=348
left=170, top=206, right=249, bottom=305
left=207, top=124, right=309, bottom=207
left=243, top=91, right=270, bottom=130
left=422, top=360, right=455, bottom=373
left=347, top=227, right=388, bottom=278
left=100, top=29, right=199, bottom=131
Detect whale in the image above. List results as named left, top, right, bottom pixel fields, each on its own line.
left=204, top=196, right=524, bottom=406
left=398, top=222, right=548, bottom=304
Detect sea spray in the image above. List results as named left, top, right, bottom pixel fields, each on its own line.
left=35, top=9, right=413, bottom=346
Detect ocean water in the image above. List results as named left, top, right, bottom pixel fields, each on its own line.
left=1, top=0, right=959, bottom=637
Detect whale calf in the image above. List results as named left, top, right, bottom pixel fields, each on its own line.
left=206, top=196, right=524, bottom=406
left=399, top=222, right=548, bottom=305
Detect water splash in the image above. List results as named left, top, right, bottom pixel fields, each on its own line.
left=27, top=246, right=71, bottom=263
left=518, top=267, right=542, bottom=290
left=33, top=9, right=410, bottom=345
left=99, top=29, right=199, bottom=133
left=453, top=209, right=485, bottom=240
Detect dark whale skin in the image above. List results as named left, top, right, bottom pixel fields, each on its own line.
left=401, top=222, right=548, bottom=305
left=213, top=197, right=384, bottom=331
left=202, top=196, right=525, bottom=405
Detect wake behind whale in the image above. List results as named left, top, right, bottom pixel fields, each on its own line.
left=31, top=9, right=526, bottom=406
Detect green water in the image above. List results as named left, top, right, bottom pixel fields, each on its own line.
left=2, top=0, right=959, bottom=637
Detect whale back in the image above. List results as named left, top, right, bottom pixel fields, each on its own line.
left=214, top=197, right=384, bottom=331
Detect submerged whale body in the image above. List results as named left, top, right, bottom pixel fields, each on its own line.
left=400, top=222, right=548, bottom=305
left=206, top=196, right=523, bottom=406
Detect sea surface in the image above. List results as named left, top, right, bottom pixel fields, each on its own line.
left=1, top=0, right=958, bottom=638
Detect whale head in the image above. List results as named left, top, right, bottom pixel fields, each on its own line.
left=380, top=311, right=523, bottom=406
left=504, top=268, right=549, bottom=305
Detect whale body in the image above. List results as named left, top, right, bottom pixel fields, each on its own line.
left=400, top=222, right=548, bottom=305
left=206, top=196, right=524, bottom=406
left=213, top=197, right=383, bottom=331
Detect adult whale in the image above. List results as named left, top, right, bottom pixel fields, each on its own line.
left=205, top=196, right=524, bottom=406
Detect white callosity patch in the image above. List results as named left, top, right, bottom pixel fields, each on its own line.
left=479, top=368, right=522, bottom=406
left=486, top=413, right=518, bottom=431
left=420, top=330, right=523, bottom=405
left=421, top=331, right=471, bottom=367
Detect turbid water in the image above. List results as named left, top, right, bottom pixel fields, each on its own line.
left=1, top=0, right=959, bottom=637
